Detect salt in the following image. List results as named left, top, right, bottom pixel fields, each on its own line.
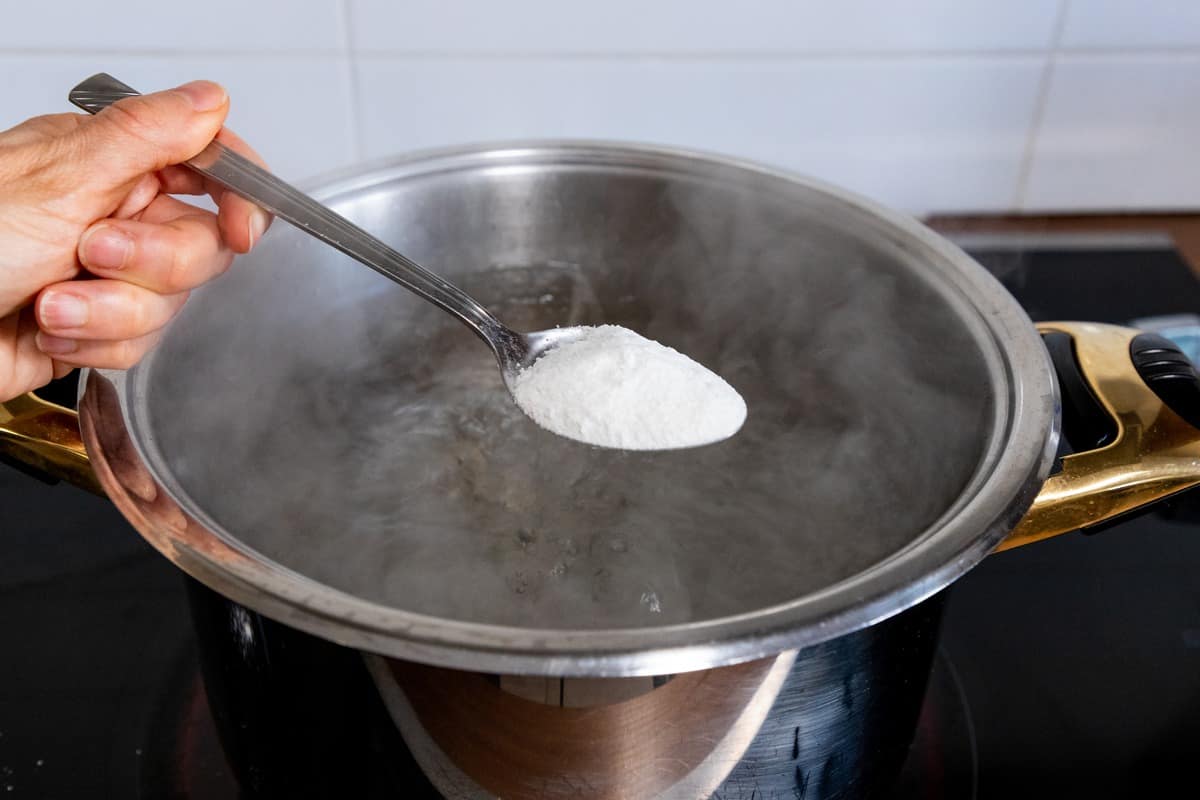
left=511, top=325, right=747, bottom=450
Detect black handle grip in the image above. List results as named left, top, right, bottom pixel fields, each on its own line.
left=1129, top=332, right=1200, bottom=430
left=1043, top=331, right=1118, bottom=453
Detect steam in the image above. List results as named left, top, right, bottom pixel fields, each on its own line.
left=146, top=164, right=992, bottom=631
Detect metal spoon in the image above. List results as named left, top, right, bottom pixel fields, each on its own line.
left=68, top=73, right=584, bottom=389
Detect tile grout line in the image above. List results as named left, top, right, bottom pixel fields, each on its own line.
left=0, top=47, right=348, bottom=58
left=337, top=0, right=365, bottom=162
left=1013, top=0, right=1072, bottom=210
left=348, top=46, right=1200, bottom=60
left=2, top=46, right=1200, bottom=61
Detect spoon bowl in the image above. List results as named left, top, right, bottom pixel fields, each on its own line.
left=496, top=326, right=590, bottom=389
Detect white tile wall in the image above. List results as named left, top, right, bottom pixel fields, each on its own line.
left=1061, top=0, right=1200, bottom=49
left=356, top=56, right=1043, bottom=213
left=0, top=0, right=344, bottom=52
left=1, top=55, right=356, bottom=181
left=349, top=0, right=1060, bottom=54
left=1023, top=54, right=1200, bottom=210
left=0, top=0, right=1197, bottom=213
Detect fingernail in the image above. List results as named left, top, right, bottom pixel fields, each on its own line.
left=80, top=225, right=133, bottom=270
left=36, top=333, right=78, bottom=355
left=247, top=207, right=269, bottom=249
left=174, top=80, right=227, bottom=112
left=40, top=292, right=89, bottom=329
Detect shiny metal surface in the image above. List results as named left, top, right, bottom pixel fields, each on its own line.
left=999, top=322, right=1200, bottom=550
left=69, top=141, right=1060, bottom=675
left=0, top=392, right=101, bottom=495
left=69, top=74, right=585, bottom=387
left=181, top=577, right=946, bottom=798
left=364, top=597, right=944, bottom=799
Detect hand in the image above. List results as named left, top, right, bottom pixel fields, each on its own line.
left=0, top=80, right=270, bottom=402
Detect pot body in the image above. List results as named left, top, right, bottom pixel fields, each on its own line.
left=67, top=142, right=1055, bottom=677
left=187, top=578, right=943, bottom=800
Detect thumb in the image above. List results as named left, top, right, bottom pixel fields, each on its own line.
left=70, top=80, right=228, bottom=198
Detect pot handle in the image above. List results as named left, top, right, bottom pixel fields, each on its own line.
left=998, top=322, right=1200, bottom=551
left=0, top=391, right=103, bottom=495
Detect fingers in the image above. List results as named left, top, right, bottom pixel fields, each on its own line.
left=35, top=280, right=187, bottom=341
left=0, top=112, right=85, bottom=146
left=220, top=191, right=272, bottom=254
left=60, top=78, right=271, bottom=252
left=156, top=127, right=272, bottom=253
left=112, top=173, right=162, bottom=219
left=51, top=181, right=260, bottom=376
left=68, top=80, right=229, bottom=204
left=32, top=278, right=186, bottom=372
left=0, top=309, right=58, bottom=402
left=35, top=329, right=164, bottom=371
left=77, top=200, right=234, bottom=294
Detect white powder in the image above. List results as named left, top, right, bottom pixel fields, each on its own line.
left=511, top=325, right=747, bottom=450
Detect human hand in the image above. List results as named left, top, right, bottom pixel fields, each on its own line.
left=0, top=80, right=270, bottom=402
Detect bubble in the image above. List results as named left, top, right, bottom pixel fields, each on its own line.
left=640, top=591, right=662, bottom=614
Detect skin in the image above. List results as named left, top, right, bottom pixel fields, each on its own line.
left=0, top=80, right=271, bottom=402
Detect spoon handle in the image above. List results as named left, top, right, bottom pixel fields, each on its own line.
left=68, top=73, right=503, bottom=340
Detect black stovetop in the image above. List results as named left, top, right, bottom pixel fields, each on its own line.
left=2, top=232, right=1200, bottom=799
left=938, top=233, right=1200, bottom=799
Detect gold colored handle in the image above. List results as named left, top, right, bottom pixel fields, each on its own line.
left=0, top=391, right=103, bottom=495
left=998, top=322, right=1200, bottom=551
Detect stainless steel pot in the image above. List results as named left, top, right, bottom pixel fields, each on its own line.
left=185, top=575, right=948, bottom=799
left=4, top=142, right=1200, bottom=798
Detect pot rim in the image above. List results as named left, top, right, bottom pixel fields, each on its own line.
left=79, top=139, right=1059, bottom=677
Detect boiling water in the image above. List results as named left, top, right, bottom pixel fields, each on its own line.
left=146, top=170, right=995, bottom=631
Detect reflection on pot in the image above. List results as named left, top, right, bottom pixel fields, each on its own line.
left=364, top=596, right=944, bottom=800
